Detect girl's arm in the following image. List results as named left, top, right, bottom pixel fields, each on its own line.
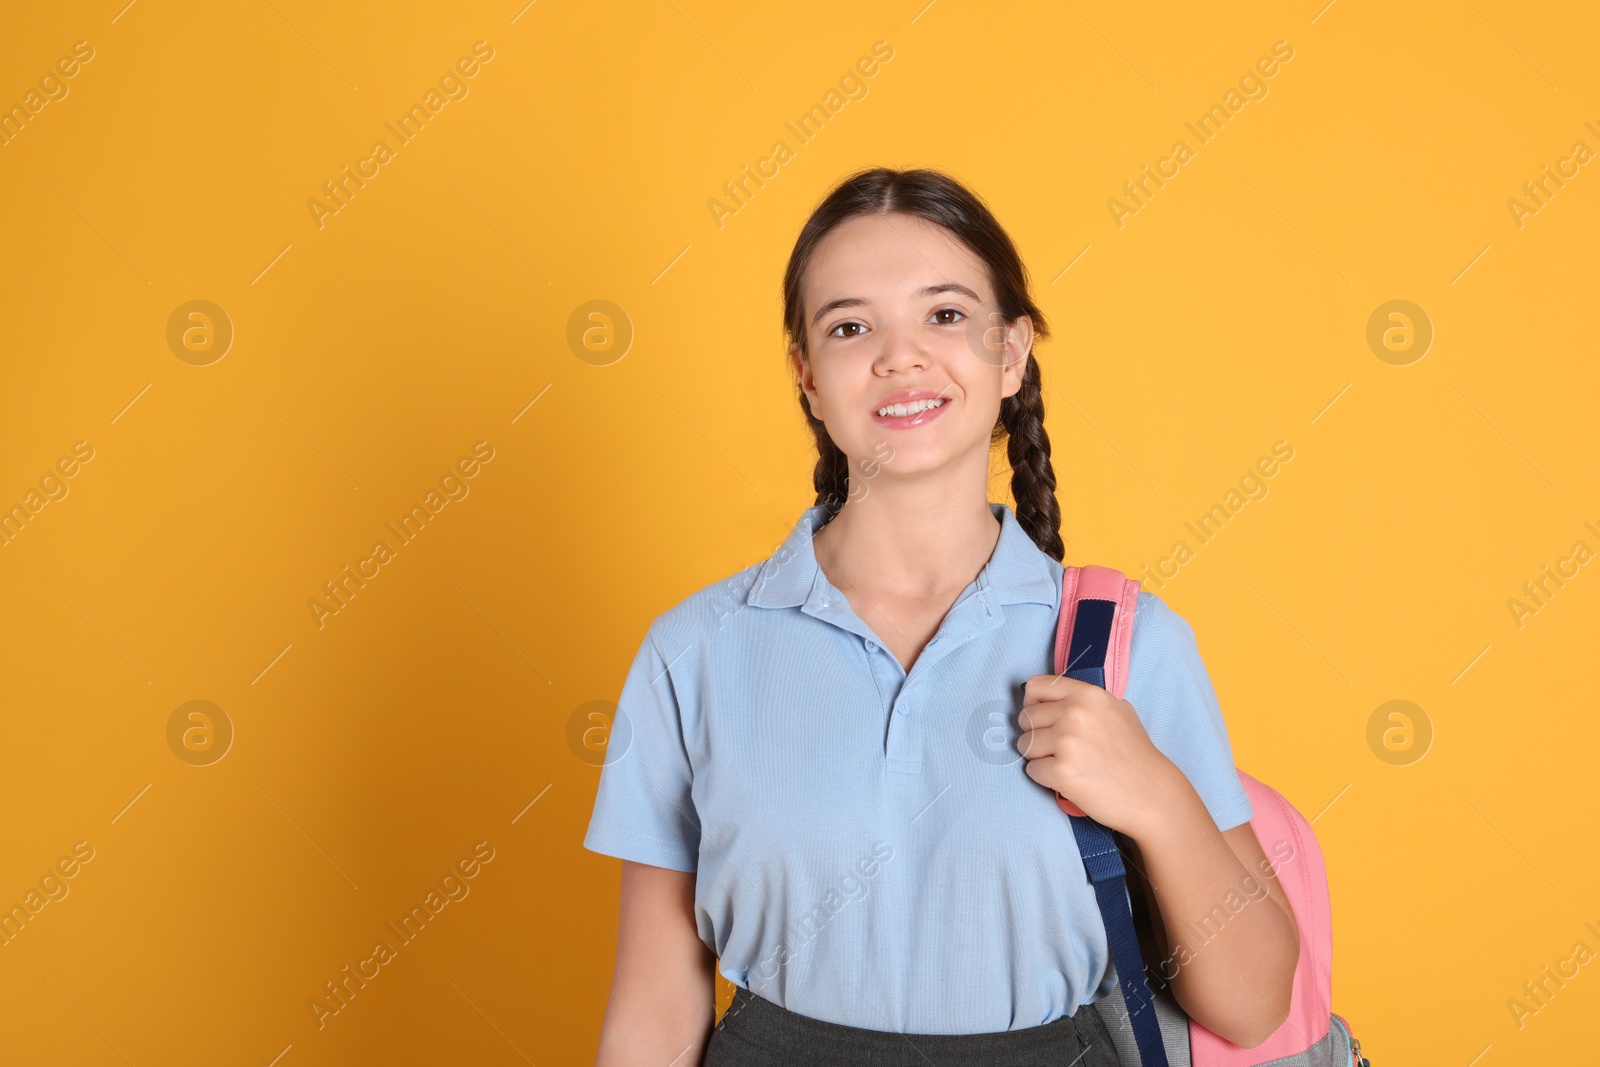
left=595, top=860, right=716, bottom=1066
left=1018, top=673, right=1300, bottom=1048
left=1121, top=775, right=1300, bottom=1048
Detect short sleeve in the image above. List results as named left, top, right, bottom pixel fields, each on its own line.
left=582, top=625, right=701, bottom=872
left=1123, top=592, right=1254, bottom=833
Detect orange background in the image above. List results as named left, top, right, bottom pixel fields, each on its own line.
left=2, top=0, right=1597, bottom=1063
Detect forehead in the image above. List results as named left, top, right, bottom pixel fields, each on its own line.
left=802, top=212, right=992, bottom=312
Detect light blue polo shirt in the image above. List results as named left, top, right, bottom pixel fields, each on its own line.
left=583, top=501, right=1254, bottom=1034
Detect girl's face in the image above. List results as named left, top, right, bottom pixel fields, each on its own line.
left=791, top=211, right=1032, bottom=485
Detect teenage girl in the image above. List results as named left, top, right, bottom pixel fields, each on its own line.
left=585, top=168, right=1300, bottom=1066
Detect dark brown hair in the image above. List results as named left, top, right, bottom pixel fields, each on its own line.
left=781, top=167, right=1063, bottom=561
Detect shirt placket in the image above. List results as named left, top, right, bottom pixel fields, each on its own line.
left=801, top=571, right=1007, bottom=776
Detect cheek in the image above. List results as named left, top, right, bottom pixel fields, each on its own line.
left=960, top=311, right=1014, bottom=368
left=809, top=353, right=869, bottom=410
left=946, top=361, right=1004, bottom=413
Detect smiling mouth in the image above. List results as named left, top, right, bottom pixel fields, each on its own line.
left=876, top=398, right=947, bottom=417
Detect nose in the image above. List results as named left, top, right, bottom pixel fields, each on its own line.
left=871, top=315, right=931, bottom=375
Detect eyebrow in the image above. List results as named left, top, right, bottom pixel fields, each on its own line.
left=809, top=282, right=983, bottom=328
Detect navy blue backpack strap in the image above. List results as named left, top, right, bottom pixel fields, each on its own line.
left=1054, top=566, right=1167, bottom=1067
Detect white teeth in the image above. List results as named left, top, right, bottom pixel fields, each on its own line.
left=877, top=398, right=946, bottom=417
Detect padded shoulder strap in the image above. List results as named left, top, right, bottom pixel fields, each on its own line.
left=1054, top=564, right=1140, bottom=700
left=1053, top=564, right=1170, bottom=1067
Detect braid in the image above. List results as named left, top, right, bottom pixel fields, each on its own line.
left=800, top=381, right=852, bottom=519
left=999, top=355, right=1064, bottom=561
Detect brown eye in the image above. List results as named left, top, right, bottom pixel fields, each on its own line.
left=829, top=321, right=865, bottom=338
left=932, top=308, right=966, bottom=325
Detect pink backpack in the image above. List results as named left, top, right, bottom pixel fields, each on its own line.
left=1053, top=565, right=1369, bottom=1067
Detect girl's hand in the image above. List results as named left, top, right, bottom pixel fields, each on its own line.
left=1015, top=674, right=1182, bottom=836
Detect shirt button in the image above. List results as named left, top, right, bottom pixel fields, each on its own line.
left=864, top=639, right=878, bottom=654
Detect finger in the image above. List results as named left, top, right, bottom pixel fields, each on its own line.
left=1022, top=753, right=1060, bottom=788
left=1022, top=685, right=1090, bottom=718
left=1021, top=691, right=1073, bottom=716
left=1022, top=674, right=1086, bottom=705
left=1015, top=727, right=1058, bottom=761
left=1016, top=702, right=1062, bottom=733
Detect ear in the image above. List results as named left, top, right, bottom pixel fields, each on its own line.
left=999, top=315, right=1034, bottom=401
left=790, top=342, right=824, bottom=420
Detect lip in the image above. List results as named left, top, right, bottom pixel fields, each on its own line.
left=870, top=388, right=953, bottom=429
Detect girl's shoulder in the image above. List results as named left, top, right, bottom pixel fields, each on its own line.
left=1132, top=586, right=1183, bottom=626
left=1053, top=570, right=1192, bottom=650
left=639, top=558, right=776, bottom=656
left=1130, top=587, right=1202, bottom=659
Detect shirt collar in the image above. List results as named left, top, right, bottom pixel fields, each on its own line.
left=746, top=501, right=1060, bottom=611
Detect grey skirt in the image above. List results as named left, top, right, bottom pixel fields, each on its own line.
left=703, top=984, right=1122, bottom=1067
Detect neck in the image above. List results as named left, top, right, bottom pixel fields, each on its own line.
left=813, top=473, right=1001, bottom=600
